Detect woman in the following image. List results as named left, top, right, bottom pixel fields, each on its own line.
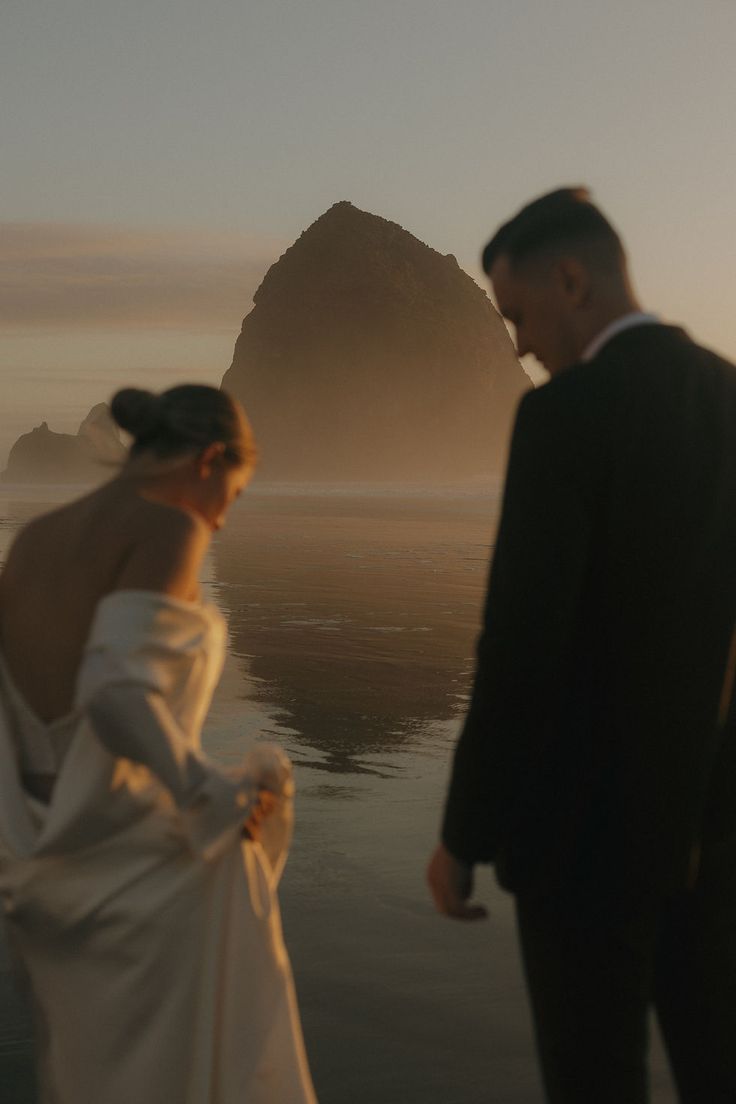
left=0, top=385, right=317, bottom=1103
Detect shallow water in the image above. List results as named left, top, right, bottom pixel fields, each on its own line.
left=0, top=487, right=676, bottom=1103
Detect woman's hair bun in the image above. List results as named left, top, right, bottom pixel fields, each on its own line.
left=108, top=383, right=255, bottom=466
left=110, top=388, right=160, bottom=439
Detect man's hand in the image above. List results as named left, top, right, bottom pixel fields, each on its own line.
left=427, top=843, right=488, bottom=921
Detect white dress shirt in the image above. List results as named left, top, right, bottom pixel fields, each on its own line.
left=581, top=311, right=661, bottom=363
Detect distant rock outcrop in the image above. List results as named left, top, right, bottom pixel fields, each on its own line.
left=222, top=201, right=527, bottom=481
left=2, top=403, right=126, bottom=483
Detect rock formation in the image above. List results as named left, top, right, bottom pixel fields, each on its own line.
left=2, top=403, right=126, bottom=483
left=222, top=201, right=527, bottom=481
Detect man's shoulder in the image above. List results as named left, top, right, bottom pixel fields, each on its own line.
left=591, top=323, right=736, bottom=378
left=530, top=325, right=736, bottom=410
left=508, top=375, right=604, bottom=469
left=518, top=360, right=605, bottom=419
left=510, top=325, right=736, bottom=457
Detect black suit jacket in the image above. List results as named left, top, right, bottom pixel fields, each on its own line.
left=442, top=324, right=736, bottom=902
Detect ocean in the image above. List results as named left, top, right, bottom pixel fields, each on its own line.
left=0, top=485, right=675, bottom=1103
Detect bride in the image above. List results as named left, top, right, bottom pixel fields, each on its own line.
left=0, top=385, right=317, bottom=1103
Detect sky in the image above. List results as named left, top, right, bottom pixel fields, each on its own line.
left=2, top=0, right=736, bottom=464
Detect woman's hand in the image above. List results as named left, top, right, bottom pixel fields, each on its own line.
left=242, top=788, right=279, bottom=842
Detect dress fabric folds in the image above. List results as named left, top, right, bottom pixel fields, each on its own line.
left=0, top=590, right=317, bottom=1104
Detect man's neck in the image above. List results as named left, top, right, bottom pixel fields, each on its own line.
left=570, top=286, right=643, bottom=360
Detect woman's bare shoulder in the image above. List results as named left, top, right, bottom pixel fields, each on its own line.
left=127, top=495, right=209, bottom=537
left=1, top=501, right=72, bottom=574
left=112, top=498, right=211, bottom=599
left=0, top=490, right=211, bottom=604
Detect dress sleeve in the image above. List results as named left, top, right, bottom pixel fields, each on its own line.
left=74, top=592, right=294, bottom=865
left=83, top=680, right=258, bottom=858
left=83, top=681, right=295, bottom=868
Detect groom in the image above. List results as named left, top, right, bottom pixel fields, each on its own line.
left=428, top=187, right=736, bottom=1102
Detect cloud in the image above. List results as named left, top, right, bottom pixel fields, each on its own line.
left=0, top=223, right=282, bottom=332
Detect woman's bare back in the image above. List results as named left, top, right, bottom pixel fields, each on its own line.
left=0, top=480, right=210, bottom=725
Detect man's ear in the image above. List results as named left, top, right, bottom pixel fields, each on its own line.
left=554, top=256, right=591, bottom=308
left=197, top=441, right=226, bottom=477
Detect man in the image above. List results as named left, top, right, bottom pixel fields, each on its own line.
left=428, top=187, right=736, bottom=1103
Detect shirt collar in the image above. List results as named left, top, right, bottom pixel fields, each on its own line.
left=581, top=312, right=661, bottom=363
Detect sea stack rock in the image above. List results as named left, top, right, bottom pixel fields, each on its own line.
left=2, top=403, right=126, bottom=483
left=222, top=201, right=527, bottom=481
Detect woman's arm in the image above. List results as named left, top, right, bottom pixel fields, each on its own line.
left=82, top=502, right=259, bottom=855
left=84, top=677, right=281, bottom=858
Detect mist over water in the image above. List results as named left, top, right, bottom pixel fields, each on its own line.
left=0, top=334, right=232, bottom=470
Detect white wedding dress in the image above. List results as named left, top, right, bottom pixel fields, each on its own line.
left=0, top=590, right=317, bottom=1104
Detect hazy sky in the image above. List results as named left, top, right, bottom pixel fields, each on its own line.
left=2, top=0, right=736, bottom=463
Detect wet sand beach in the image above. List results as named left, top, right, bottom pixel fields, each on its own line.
left=0, top=488, right=676, bottom=1102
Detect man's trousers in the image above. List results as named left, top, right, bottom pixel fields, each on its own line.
left=516, top=836, right=736, bottom=1103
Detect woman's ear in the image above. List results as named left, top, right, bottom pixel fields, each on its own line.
left=197, top=441, right=226, bottom=478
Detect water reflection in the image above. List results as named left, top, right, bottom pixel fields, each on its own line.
left=212, top=492, right=499, bottom=774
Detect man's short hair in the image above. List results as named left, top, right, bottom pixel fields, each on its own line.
left=481, top=186, right=625, bottom=275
